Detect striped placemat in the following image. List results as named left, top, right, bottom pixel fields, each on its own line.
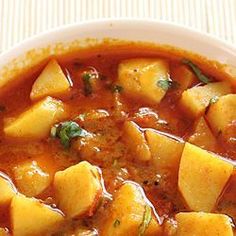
left=0, top=0, right=235, bottom=53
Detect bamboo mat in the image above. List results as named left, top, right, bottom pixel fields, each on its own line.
left=0, top=0, right=235, bottom=54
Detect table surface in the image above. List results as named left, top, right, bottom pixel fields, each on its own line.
left=0, top=0, right=235, bottom=54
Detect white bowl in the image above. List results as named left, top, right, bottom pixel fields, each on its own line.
left=0, top=19, right=235, bottom=86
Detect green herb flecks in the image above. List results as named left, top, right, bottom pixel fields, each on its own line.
left=113, top=219, right=121, bottom=228
left=111, top=85, right=123, bottom=93
left=182, top=59, right=210, bottom=84
left=51, top=121, right=88, bottom=149
left=157, top=79, right=173, bottom=91
left=82, top=72, right=93, bottom=96
left=209, top=95, right=219, bottom=105
left=138, top=205, right=152, bottom=236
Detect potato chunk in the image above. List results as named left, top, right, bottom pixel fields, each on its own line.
left=30, top=59, right=70, bottom=100
left=171, top=65, right=197, bottom=91
left=178, top=143, right=233, bottom=212
left=4, top=96, right=65, bottom=139
left=101, top=182, right=162, bottom=236
left=11, top=194, right=64, bottom=236
left=0, top=172, right=17, bottom=207
left=13, top=161, right=51, bottom=197
left=123, top=121, right=151, bottom=162
left=206, top=94, right=236, bottom=136
left=188, top=117, right=218, bottom=152
left=118, top=58, right=169, bottom=104
left=54, top=161, right=102, bottom=218
left=175, top=212, right=234, bottom=236
left=145, top=129, right=184, bottom=174
left=179, top=81, right=232, bottom=118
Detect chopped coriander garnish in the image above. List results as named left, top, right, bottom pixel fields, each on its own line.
left=157, top=79, right=173, bottom=91
left=209, top=95, right=219, bottom=104
left=138, top=205, right=152, bottom=236
left=111, top=85, right=123, bottom=93
left=182, top=59, right=210, bottom=84
left=82, top=72, right=93, bottom=96
left=113, top=219, right=121, bottom=228
left=51, top=121, right=88, bottom=149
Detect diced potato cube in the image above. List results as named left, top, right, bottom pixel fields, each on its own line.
left=0, top=172, right=17, bottom=206
left=145, top=129, right=184, bottom=174
left=30, top=59, right=71, bottom=100
left=171, top=65, right=197, bottom=90
left=13, top=161, right=51, bottom=197
left=206, top=94, right=236, bottom=136
left=178, top=142, right=233, bottom=212
left=101, top=182, right=162, bottom=236
left=179, top=81, right=232, bottom=118
left=11, top=194, right=64, bottom=236
left=188, top=117, right=218, bottom=152
left=175, top=212, right=234, bottom=236
left=4, top=96, right=65, bottom=139
left=0, top=228, right=8, bottom=236
left=216, top=171, right=236, bottom=221
left=123, top=121, right=151, bottom=162
left=117, top=58, right=169, bottom=104
left=54, top=161, right=102, bottom=218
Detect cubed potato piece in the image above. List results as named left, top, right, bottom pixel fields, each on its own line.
left=13, top=161, right=51, bottom=197
left=0, top=172, right=17, bottom=206
left=117, top=58, right=169, bottom=104
left=179, top=81, right=232, bottom=118
left=101, top=182, right=162, bottom=236
left=188, top=117, right=218, bottom=152
left=206, top=94, right=236, bottom=136
left=123, top=121, right=151, bottom=162
left=11, top=194, right=64, bottom=236
left=171, top=65, right=197, bottom=90
left=0, top=228, right=8, bottom=236
left=175, top=212, right=234, bottom=236
left=30, top=59, right=71, bottom=100
left=54, top=161, right=102, bottom=218
left=145, top=129, right=184, bottom=174
left=4, top=96, right=65, bottom=139
left=178, top=142, right=233, bottom=212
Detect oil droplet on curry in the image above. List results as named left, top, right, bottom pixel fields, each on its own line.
left=0, top=43, right=235, bottom=236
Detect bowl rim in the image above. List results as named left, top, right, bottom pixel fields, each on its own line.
left=0, top=18, right=235, bottom=67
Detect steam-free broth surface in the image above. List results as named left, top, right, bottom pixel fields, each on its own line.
left=0, top=43, right=235, bottom=236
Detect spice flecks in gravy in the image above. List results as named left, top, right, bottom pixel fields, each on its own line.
left=0, top=42, right=235, bottom=235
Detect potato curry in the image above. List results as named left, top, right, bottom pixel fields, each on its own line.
left=0, top=43, right=235, bottom=236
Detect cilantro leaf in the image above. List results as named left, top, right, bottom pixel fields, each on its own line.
left=157, top=79, right=173, bottom=91
left=138, top=205, right=152, bottom=236
left=82, top=72, right=93, bottom=96
left=51, top=121, right=87, bottom=148
left=182, top=59, right=210, bottom=84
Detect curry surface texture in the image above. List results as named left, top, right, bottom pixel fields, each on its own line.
left=0, top=43, right=235, bottom=236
